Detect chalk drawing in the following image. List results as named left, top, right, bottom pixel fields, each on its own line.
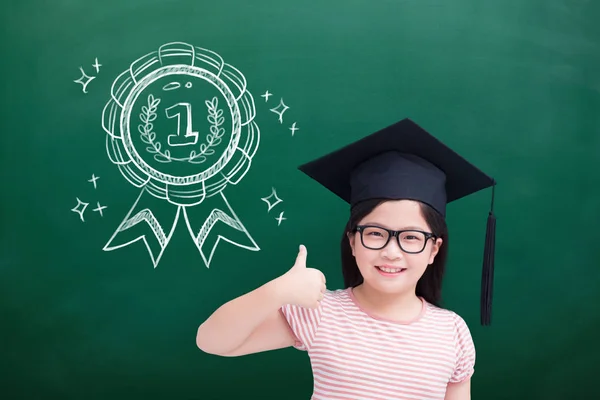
left=93, top=202, right=107, bottom=217
left=289, top=122, right=299, bottom=136
left=74, top=67, right=95, bottom=93
left=101, top=42, right=260, bottom=268
left=270, top=98, right=289, bottom=123
left=261, top=187, right=283, bottom=212
left=88, top=174, right=100, bottom=189
left=261, top=90, right=272, bottom=102
left=276, top=211, right=286, bottom=226
left=92, top=58, right=102, bottom=74
left=71, top=198, right=89, bottom=222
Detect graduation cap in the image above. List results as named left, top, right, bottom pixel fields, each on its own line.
left=298, top=118, right=497, bottom=326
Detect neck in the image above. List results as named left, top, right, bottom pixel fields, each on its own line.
left=352, top=283, right=423, bottom=322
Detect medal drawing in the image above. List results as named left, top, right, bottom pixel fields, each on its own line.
left=101, top=42, right=260, bottom=268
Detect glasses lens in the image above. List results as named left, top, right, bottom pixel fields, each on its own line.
left=360, top=226, right=390, bottom=249
left=398, top=231, right=427, bottom=253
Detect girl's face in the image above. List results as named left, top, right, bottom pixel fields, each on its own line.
left=348, top=200, right=443, bottom=295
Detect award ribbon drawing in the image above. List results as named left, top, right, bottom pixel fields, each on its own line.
left=101, top=42, right=260, bottom=268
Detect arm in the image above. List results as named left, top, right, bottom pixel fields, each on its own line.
left=195, top=277, right=295, bottom=356
left=196, top=245, right=325, bottom=357
left=444, top=378, right=471, bottom=400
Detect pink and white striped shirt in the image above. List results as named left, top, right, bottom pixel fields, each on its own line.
left=280, top=288, right=475, bottom=400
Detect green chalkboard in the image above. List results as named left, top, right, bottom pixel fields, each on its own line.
left=1, top=0, right=599, bottom=399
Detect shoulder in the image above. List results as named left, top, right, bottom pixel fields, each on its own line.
left=424, top=302, right=474, bottom=333
left=313, top=288, right=357, bottom=318
left=422, top=302, right=476, bottom=351
left=280, top=288, right=349, bottom=322
left=321, top=288, right=356, bottom=311
left=323, top=288, right=350, bottom=302
left=278, top=288, right=350, bottom=351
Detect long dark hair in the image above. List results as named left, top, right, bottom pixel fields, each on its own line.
left=340, top=198, right=449, bottom=307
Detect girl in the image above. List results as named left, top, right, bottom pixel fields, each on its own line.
left=196, top=118, right=496, bottom=400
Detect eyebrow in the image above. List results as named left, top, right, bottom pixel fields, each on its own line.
left=360, top=222, right=427, bottom=231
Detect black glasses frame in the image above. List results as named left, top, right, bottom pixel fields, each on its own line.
left=354, top=225, right=437, bottom=254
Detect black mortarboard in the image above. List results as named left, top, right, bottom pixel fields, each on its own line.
left=298, top=118, right=497, bottom=326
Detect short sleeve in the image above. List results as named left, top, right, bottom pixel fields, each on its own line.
left=449, top=314, right=476, bottom=383
left=279, top=294, right=326, bottom=351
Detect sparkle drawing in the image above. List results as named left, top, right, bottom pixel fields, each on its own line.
left=88, top=174, right=100, bottom=189
left=71, top=198, right=89, bottom=222
left=101, top=42, right=261, bottom=268
left=289, top=122, right=299, bottom=136
left=261, top=187, right=283, bottom=212
left=74, top=67, right=95, bottom=93
left=93, top=202, right=108, bottom=217
left=276, top=211, right=286, bottom=226
left=261, top=90, right=272, bottom=102
left=270, top=98, right=289, bottom=123
left=92, top=58, right=102, bottom=73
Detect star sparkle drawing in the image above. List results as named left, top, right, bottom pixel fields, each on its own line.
left=269, top=98, right=289, bottom=123
left=92, top=58, right=102, bottom=73
left=276, top=211, right=286, bottom=226
left=289, top=122, right=299, bottom=136
left=261, top=90, right=272, bottom=102
left=261, top=187, right=283, bottom=212
left=93, top=202, right=107, bottom=217
left=71, top=197, right=89, bottom=222
left=74, top=67, right=95, bottom=93
left=88, top=174, right=100, bottom=189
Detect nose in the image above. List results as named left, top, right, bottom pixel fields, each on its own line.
left=381, top=235, right=404, bottom=260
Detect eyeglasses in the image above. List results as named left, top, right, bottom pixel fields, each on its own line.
left=354, top=225, right=437, bottom=254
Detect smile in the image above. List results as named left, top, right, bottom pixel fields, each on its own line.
left=375, top=266, right=407, bottom=276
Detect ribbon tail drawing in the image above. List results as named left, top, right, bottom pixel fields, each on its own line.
left=103, top=187, right=181, bottom=268
left=183, top=191, right=260, bottom=268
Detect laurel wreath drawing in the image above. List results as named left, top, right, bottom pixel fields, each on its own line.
left=139, top=94, right=225, bottom=164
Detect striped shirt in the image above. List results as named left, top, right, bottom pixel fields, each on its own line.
left=280, top=288, right=476, bottom=400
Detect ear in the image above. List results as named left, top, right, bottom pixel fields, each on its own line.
left=428, top=238, right=443, bottom=265
left=347, top=231, right=356, bottom=256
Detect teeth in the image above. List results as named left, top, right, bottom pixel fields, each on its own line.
left=379, top=267, right=403, bottom=273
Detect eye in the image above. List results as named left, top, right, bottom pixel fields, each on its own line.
left=361, top=227, right=388, bottom=238
left=400, top=232, right=425, bottom=242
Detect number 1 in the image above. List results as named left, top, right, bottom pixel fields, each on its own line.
left=166, top=103, right=199, bottom=147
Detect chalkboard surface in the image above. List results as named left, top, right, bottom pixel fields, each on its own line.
left=1, top=0, right=599, bottom=399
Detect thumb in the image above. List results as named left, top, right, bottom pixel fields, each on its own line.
left=293, top=244, right=308, bottom=268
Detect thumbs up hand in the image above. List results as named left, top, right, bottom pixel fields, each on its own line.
left=278, top=245, right=327, bottom=309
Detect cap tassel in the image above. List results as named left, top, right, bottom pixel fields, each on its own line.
left=481, top=182, right=496, bottom=326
